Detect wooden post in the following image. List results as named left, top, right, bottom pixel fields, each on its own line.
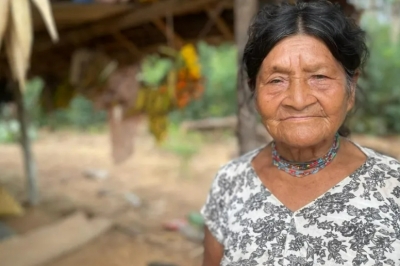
left=234, top=0, right=259, bottom=155
left=13, top=82, right=39, bottom=206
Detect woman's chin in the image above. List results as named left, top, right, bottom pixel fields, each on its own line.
left=275, top=127, right=331, bottom=148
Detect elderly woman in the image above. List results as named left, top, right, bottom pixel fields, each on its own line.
left=201, top=1, right=400, bottom=266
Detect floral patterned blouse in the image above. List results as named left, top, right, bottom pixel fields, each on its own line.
left=201, top=145, right=400, bottom=266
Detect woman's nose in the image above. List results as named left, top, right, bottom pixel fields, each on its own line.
left=282, top=78, right=317, bottom=111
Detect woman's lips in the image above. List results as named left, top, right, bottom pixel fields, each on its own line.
left=281, top=116, right=320, bottom=121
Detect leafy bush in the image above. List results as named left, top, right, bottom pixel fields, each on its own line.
left=0, top=77, right=42, bottom=143
left=40, top=95, right=107, bottom=130
left=350, top=19, right=400, bottom=135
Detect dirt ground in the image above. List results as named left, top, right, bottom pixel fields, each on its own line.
left=1, top=125, right=400, bottom=266
left=0, top=124, right=236, bottom=266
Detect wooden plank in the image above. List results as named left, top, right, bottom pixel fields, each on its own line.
left=0, top=212, right=112, bottom=266
left=33, top=3, right=133, bottom=31
left=102, top=35, right=228, bottom=57
left=35, top=0, right=225, bottom=51
left=112, top=31, right=142, bottom=58
left=33, top=3, right=133, bottom=26
left=180, top=116, right=272, bottom=143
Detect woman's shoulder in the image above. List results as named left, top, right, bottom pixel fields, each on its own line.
left=206, top=147, right=264, bottom=202
left=216, top=146, right=264, bottom=177
left=359, top=145, right=400, bottom=166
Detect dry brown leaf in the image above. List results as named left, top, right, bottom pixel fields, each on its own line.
left=31, top=0, right=59, bottom=42
left=3, top=0, right=58, bottom=91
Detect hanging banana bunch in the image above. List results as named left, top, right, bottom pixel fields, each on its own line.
left=124, top=85, right=173, bottom=118
left=123, top=43, right=204, bottom=143
left=148, top=114, right=168, bottom=143
left=0, top=0, right=58, bottom=90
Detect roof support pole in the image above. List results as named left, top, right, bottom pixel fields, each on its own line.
left=13, top=82, right=39, bottom=205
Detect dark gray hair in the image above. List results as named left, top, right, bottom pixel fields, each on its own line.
left=243, top=0, right=369, bottom=137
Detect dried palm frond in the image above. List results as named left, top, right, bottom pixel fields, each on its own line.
left=2, top=0, right=58, bottom=90
left=31, top=0, right=59, bottom=42
left=10, top=0, right=33, bottom=65
left=0, top=0, right=10, bottom=51
left=5, top=19, right=28, bottom=90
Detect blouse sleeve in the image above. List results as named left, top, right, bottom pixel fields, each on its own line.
left=200, top=168, right=230, bottom=245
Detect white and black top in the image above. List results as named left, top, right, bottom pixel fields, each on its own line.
left=201, top=145, right=400, bottom=266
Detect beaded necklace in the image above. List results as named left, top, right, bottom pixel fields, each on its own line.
left=271, top=133, right=340, bottom=178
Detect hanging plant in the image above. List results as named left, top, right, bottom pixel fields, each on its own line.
left=138, top=55, right=174, bottom=88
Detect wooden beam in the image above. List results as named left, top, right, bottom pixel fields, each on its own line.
left=152, top=18, right=185, bottom=48
left=104, top=35, right=229, bottom=53
left=112, top=31, right=142, bottom=58
left=35, top=0, right=226, bottom=52
left=205, top=4, right=233, bottom=40
left=0, top=212, right=112, bottom=266
left=198, top=1, right=230, bottom=39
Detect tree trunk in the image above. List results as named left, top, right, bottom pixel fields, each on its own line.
left=13, top=83, right=39, bottom=206
left=234, top=0, right=259, bottom=155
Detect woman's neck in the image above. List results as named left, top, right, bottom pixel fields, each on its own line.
left=274, top=136, right=337, bottom=162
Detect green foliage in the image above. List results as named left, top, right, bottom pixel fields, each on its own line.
left=138, top=54, right=173, bottom=87
left=162, top=123, right=202, bottom=156
left=170, top=41, right=238, bottom=122
left=24, top=77, right=44, bottom=121
left=161, top=123, right=203, bottom=178
left=0, top=77, right=42, bottom=144
left=350, top=21, right=400, bottom=135
left=40, top=95, right=107, bottom=131
left=0, top=119, right=37, bottom=144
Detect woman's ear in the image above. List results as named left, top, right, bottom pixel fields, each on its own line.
left=347, top=72, right=359, bottom=112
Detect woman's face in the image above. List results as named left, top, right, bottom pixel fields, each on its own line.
left=255, top=35, right=355, bottom=148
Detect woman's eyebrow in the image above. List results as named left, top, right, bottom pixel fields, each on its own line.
left=263, top=63, right=330, bottom=74
left=302, top=64, right=330, bottom=73
left=263, top=65, right=293, bottom=74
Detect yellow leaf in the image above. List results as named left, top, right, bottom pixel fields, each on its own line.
left=0, top=186, right=24, bottom=217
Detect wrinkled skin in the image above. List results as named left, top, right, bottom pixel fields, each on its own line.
left=255, top=35, right=355, bottom=161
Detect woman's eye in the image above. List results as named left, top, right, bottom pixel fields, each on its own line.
left=270, top=79, right=282, bottom=84
left=314, top=75, right=327, bottom=80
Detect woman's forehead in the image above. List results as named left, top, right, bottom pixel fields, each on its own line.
left=260, top=35, right=342, bottom=73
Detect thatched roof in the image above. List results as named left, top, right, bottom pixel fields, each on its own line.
left=2, top=0, right=360, bottom=78
left=29, top=0, right=234, bottom=76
